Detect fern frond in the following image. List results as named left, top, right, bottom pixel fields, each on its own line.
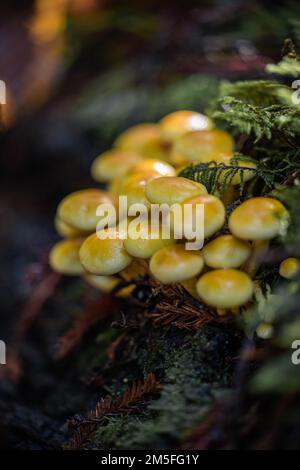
left=266, top=38, right=300, bottom=77
left=218, top=80, right=292, bottom=107
left=178, top=155, right=273, bottom=196
left=66, top=373, right=161, bottom=449
left=212, top=97, right=300, bottom=142
left=266, top=56, right=300, bottom=77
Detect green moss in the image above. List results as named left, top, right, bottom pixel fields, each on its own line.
left=89, top=325, right=238, bottom=449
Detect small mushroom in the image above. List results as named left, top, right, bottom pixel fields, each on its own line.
left=49, top=238, right=84, bottom=275
left=256, top=322, right=274, bottom=339
left=91, top=149, right=143, bottom=183
left=214, top=154, right=257, bottom=186
left=114, top=123, right=167, bottom=160
left=150, top=244, right=204, bottom=283
left=83, top=273, right=120, bottom=292
left=279, top=257, right=300, bottom=279
left=159, top=110, right=213, bottom=143
left=57, top=189, right=117, bottom=232
left=196, top=269, right=254, bottom=310
left=203, top=234, right=251, bottom=269
left=122, top=172, right=158, bottom=208
left=129, top=158, right=176, bottom=177
left=124, top=220, right=174, bottom=259
left=145, top=176, right=207, bottom=205
left=55, top=216, right=91, bottom=238
left=173, top=193, right=226, bottom=239
left=170, top=129, right=234, bottom=166
left=79, top=231, right=132, bottom=275
left=229, top=197, right=289, bottom=277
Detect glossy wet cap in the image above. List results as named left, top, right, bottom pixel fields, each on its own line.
left=229, top=197, right=289, bottom=240
left=79, top=230, right=132, bottom=275
left=196, top=269, right=254, bottom=309
left=145, top=176, right=207, bottom=205
left=49, top=238, right=84, bottom=275
left=172, top=129, right=234, bottom=164
left=279, top=257, right=300, bottom=279
left=150, top=244, right=204, bottom=283
left=124, top=220, right=174, bottom=259
left=203, top=234, right=251, bottom=269
left=91, top=149, right=143, bottom=182
left=159, top=110, right=213, bottom=142
left=57, top=189, right=117, bottom=232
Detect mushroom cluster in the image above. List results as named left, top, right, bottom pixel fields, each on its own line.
left=50, top=110, right=289, bottom=316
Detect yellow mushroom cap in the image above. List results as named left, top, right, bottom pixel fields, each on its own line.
left=176, top=194, right=226, bottom=238
left=91, top=150, right=143, bottom=183
left=79, top=231, right=132, bottom=275
left=172, top=129, right=234, bottom=164
left=83, top=273, right=120, bottom=292
left=114, top=123, right=166, bottom=159
left=124, top=220, right=174, bottom=259
left=55, top=217, right=91, bottom=238
left=203, top=234, right=251, bottom=269
left=130, top=158, right=176, bottom=177
left=57, top=189, right=117, bottom=232
left=49, top=238, right=84, bottom=275
left=229, top=197, right=289, bottom=241
left=279, top=257, right=300, bottom=279
left=196, top=269, right=254, bottom=309
left=213, top=154, right=257, bottom=185
left=159, top=110, right=213, bottom=142
left=121, top=172, right=157, bottom=208
left=150, top=244, right=204, bottom=283
left=145, top=176, right=207, bottom=205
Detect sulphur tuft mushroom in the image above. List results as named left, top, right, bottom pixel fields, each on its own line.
left=159, top=110, right=213, bottom=143
left=145, top=176, right=207, bottom=205
left=55, top=216, right=91, bottom=238
left=171, top=129, right=234, bottom=166
left=57, top=189, right=117, bottom=232
left=256, top=322, right=274, bottom=339
left=79, top=230, right=132, bottom=275
left=174, top=193, right=226, bottom=239
left=91, top=149, right=143, bottom=183
left=121, top=172, right=157, bottom=208
left=49, top=238, right=84, bottom=275
left=114, top=123, right=167, bottom=160
left=279, top=257, right=300, bottom=279
left=124, top=220, right=174, bottom=259
left=229, top=197, right=289, bottom=276
left=203, top=234, right=251, bottom=269
left=150, top=244, right=204, bottom=284
left=129, top=158, right=176, bottom=177
left=214, top=154, right=257, bottom=186
left=83, top=273, right=120, bottom=292
left=229, top=197, right=289, bottom=241
left=196, top=269, right=254, bottom=311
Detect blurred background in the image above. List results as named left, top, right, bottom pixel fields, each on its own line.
left=0, top=0, right=299, bottom=449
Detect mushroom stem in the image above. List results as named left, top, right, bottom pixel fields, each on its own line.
left=244, top=240, right=269, bottom=278
left=222, top=185, right=236, bottom=206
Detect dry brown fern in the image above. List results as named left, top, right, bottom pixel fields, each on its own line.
left=145, top=283, right=230, bottom=330
left=66, top=372, right=161, bottom=450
